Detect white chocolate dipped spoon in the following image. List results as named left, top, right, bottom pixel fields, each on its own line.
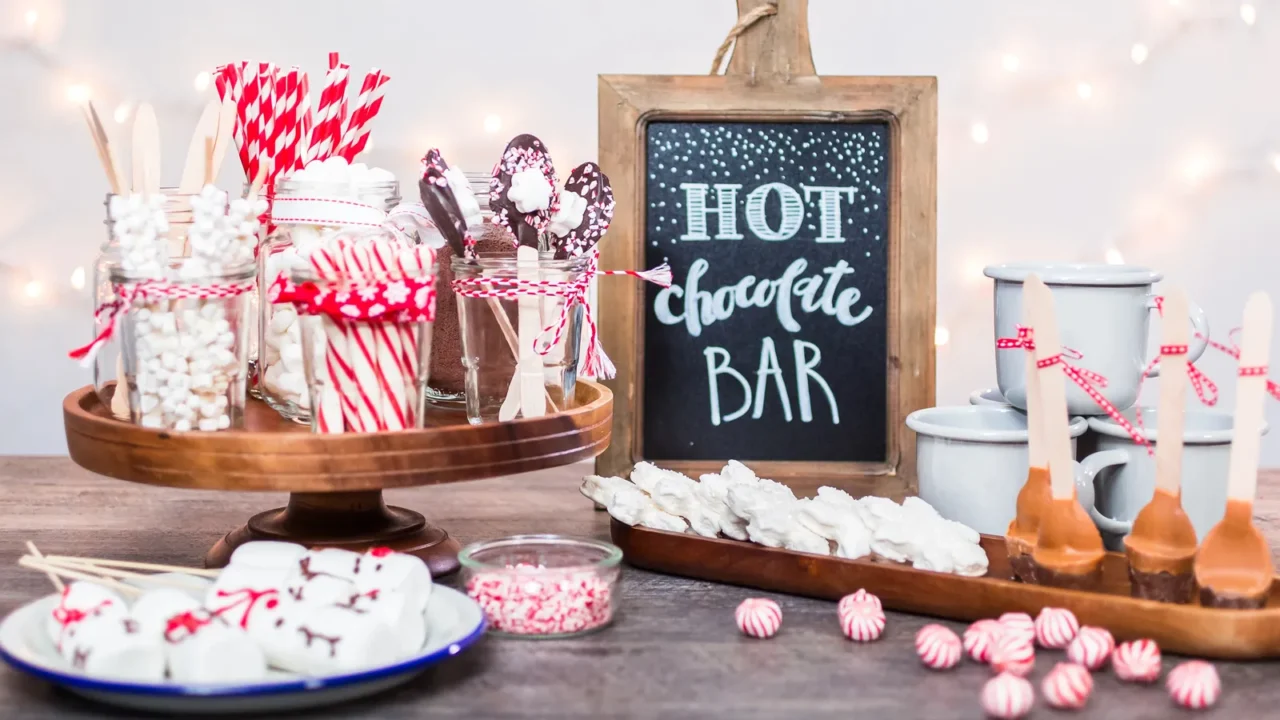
left=1124, top=286, right=1199, bottom=602
left=1027, top=274, right=1105, bottom=589
left=1006, top=282, right=1050, bottom=582
left=1195, top=291, right=1276, bottom=608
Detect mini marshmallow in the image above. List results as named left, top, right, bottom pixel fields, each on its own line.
left=63, top=615, right=166, bottom=683
left=128, top=588, right=202, bottom=639
left=164, top=610, right=268, bottom=684
left=354, top=548, right=432, bottom=612
left=507, top=168, right=554, bottom=213
left=548, top=191, right=587, bottom=237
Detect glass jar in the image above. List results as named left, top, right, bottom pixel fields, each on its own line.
left=453, top=253, right=587, bottom=424
left=93, top=192, right=201, bottom=419
left=427, top=172, right=517, bottom=409
left=289, top=264, right=436, bottom=433
left=110, top=259, right=254, bottom=431
left=460, top=535, right=622, bottom=639
left=258, top=178, right=401, bottom=422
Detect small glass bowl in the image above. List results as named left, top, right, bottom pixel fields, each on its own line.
left=458, top=535, right=622, bottom=639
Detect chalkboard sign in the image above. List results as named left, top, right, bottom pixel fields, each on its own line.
left=596, top=4, right=936, bottom=497
left=641, top=121, right=890, bottom=463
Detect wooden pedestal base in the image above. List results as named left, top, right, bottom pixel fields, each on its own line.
left=204, top=491, right=463, bottom=577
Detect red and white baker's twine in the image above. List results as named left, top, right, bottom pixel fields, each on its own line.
left=997, top=326, right=1151, bottom=452
left=68, top=280, right=256, bottom=366
left=465, top=564, right=613, bottom=636
left=451, top=251, right=672, bottom=379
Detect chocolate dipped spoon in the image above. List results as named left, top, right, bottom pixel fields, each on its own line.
left=1006, top=285, right=1051, bottom=584
left=1125, top=287, right=1199, bottom=603
left=548, top=162, right=616, bottom=259
left=489, top=134, right=558, bottom=249
left=1194, top=291, right=1275, bottom=609
left=1027, top=274, right=1106, bottom=590
left=418, top=148, right=478, bottom=257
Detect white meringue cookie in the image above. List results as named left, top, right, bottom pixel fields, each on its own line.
left=644, top=468, right=720, bottom=538
left=548, top=191, right=587, bottom=237
left=507, top=169, right=553, bottom=213
left=580, top=475, right=637, bottom=507
left=696, top=472, right=748, bottom=541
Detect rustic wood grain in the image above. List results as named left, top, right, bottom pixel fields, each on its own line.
left=2, top=459, right=1280, bottom=718
left=596, top=0, right=937, bottom=500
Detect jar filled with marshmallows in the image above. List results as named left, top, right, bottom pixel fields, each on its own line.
left=257, top=158, right=401, bottom=422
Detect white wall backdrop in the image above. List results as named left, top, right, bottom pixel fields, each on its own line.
left=3, top=0, right=1280, bottom=461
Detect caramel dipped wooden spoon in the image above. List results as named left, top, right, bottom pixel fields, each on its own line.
left=1006, top=282, right=1051, bottom=583
left=1027, top=274, right=1106, bottom=590
left=1124, top=286, right=1199, bottom=603
left=1195, top=291, right=1276, bottom=609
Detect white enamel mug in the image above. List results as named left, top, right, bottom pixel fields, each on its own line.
left=985, top=264, right=1210, bottom=416
left=906, top=406, right=1128, bottom=535
left=969, top=388, right=1012, bottom=407
left=1085, top=408, right=1268, bottom=550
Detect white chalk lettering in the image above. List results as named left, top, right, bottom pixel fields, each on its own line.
left=801, top=185, right=856, bottom=243
left=744, top=182, right=804, bottom=241
left=705, top=347, right=751, bottom=426
left=752, top=337, right=793, bottom=421
left=679, top=183, right=744, bottom=241
left=794, top=340, right=839, bottom=424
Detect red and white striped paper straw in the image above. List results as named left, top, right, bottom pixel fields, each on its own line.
left=337, top=69, right=389, bottom=161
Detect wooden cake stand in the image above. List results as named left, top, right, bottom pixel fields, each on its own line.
left=62, top=382, right=612, bottom=576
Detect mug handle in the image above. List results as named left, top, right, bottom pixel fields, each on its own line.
left=1144, top=295, right=1210, bottom=377
left=1075, top=449, right=1132, bottom=535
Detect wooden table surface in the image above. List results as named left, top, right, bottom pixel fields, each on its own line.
left=3, top=457, right=1280, bottom=719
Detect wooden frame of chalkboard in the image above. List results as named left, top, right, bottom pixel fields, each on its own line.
left=595, top=78, right=936, bottom=497
left=595, top=3, right=936, bottom=499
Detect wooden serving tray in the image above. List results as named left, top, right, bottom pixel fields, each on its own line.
left=611, top=520, right=1280, bottom=659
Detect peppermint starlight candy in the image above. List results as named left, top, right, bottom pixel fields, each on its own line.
left=916, top=624, right=962, bottom=670
left=964, top=619, right=1004, bottom=663
left=1167, top=660, right=1220, bottom=710
left=839, top=602, right=885, bottom=642
left=1034, top=607, right=1079, bottom=649
left=996, top=612, right=1036, bottom=646
left=735, top=598, right=782, bottom=639
left=981, top=672, right=1035, bottom=719
left=550, top=162, right=615, bottom=258
left=1066, top=626, right=1115, bottom=670
left=990, top=632, right=1035, bottom=677
left=838, top=589, right=882, bottom=615
left=1113, top=639, right=1162, bottom=683
left=1042, top=662, right=1093, bottom=710
left=489, top=134, right=558, bottom=247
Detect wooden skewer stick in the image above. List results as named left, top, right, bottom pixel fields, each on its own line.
left=17, top=557, right=140, bottom=596
left=246, top=159, right=271, bottom=201
left=203, top=137, right=216, bottom=188
left=78, top=100, right=122, bottom=194
left=25, top=541, right=64, bottom=592
left=41, top=555, right=219, bottom=578
left=31, top=556, right=212, bottom=588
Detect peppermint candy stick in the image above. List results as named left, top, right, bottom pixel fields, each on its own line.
left=336, top=242, right=390, bottom=431
left=343, top=241, right=408, bottom=431
left=310, top=247, right=366, bottom=432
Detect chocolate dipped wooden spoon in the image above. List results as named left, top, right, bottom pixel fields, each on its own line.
left=1125, top=287, right=1199, bottom=603
left=549, top=162, right=616, bottom=259
left=489, top=134, right=558, bottom=249
left=1027, top=274, right=1106, bottom=590
left=1006, top=283, right=1050, bottom=583
left=418, top=148, right=472, bottom=257
left=1194, top=291, right=1275, bottom=609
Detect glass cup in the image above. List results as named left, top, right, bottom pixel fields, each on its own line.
left=93, top=191, right=203, bottom=419
left=258, top=178, right=401, bottom=422
left=290, top=265, right=436, bottom=433
left=110, top=258, right=254, bottom=431
left=452, top=253, right=587, bottom=425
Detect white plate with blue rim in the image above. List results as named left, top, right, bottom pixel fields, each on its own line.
left=0, top=574, right=485, bottom=715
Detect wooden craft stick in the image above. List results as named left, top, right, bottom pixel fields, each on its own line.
left=1226, top=292, right=1273, bottom=503
left=517, top=246, right=546, bottom=419
left=1026, top=275, right=1076, bottom=499
left=25, top=541, right=64, bottom=592
left=78, top=101, right=122, bottom=194
left=1154, top=288, right=1190, bottom=494
left=18, top=557, right=140, bottom=596
left=42, top=555, right=219, bottom=578
left=179, top=99, right=221, bottom=193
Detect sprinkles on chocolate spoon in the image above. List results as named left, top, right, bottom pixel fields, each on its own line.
left=489, top=134, right=559, bottom=248
left=418, top=148, right=470, bottom=257
left=553, top=162, right=616, bottom=259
